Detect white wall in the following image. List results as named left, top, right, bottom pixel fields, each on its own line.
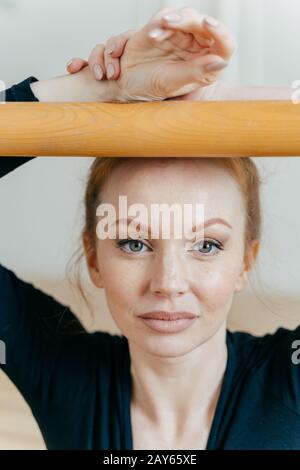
left=1, top=0, right=300, bottom=87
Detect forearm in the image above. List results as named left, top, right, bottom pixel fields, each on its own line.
left=177, top=81, right=294, bottom=102
left=222, top=83, right=293, bottom=101
left=30, top=66, right=121, bottom=102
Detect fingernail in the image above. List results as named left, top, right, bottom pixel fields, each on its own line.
left=205, top=60, right=227, bottom=72
left=205, top=16, right=219, bottom=28
left=107, top=44, right=116, bottom=55
left=148, top=27, right=165, bottom=39
left=94, top=64, right=104, bottom=80
left=106, top=63, right=115, bottom=79
left=163, top=13, right=181, bottom=22
left=66, top=59, right=73, bottom=68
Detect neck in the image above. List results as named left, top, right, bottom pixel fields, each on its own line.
left=128, top=323, right=228, bottom=427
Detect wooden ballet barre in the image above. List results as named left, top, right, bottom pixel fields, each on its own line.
left=0, top=101, right=299, bottom=157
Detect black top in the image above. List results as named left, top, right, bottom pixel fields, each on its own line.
left=0, top=77, right=299, bottom=450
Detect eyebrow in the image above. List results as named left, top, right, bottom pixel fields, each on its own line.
left=194, top=217, right=233, bottom=231
left=113, top=217, right=233, bottom=234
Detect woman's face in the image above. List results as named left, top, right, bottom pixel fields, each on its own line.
left=86, top=158, right=257, bottom=357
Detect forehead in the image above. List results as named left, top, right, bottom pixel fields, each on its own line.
left=100, top=158, right=245, bottom=220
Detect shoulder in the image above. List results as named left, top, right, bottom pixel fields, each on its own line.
left=228, top=325, right=300, bottom=413
left=228, top=325, right=300, bottom=367
left=0, top=262, right=130, bottom=356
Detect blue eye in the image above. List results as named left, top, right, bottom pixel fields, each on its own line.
left=194, top=240, right=223, bottom=256
left=116, top=239, right=224, bottom=256
left=116, top=239, right=149, bottom=253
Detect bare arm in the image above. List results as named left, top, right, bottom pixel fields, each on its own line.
left=30, top=66, right=120, bottom=102
left=220, top=83, right=292, bottom=100
left=178, top=81, right=294, bottom=101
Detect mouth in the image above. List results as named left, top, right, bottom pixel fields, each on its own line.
left=137, top=311, right=198, bottom=334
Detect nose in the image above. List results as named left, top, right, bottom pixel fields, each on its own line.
left=149, top=252, right=189, bottom=297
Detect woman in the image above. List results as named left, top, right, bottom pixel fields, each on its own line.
left=0, top=7, right=299, bottom=450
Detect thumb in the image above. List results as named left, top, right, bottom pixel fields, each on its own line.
left=161, top=55, right=228, bottom=96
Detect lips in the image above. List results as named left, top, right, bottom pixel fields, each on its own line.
left=138, top=311, right=198, bottom=320
left=137, top=311, right=198, bottom=334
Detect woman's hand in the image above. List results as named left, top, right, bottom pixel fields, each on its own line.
left=66, top=30, right=134, bottom=82
left=66, top=6, right=236, bottom=101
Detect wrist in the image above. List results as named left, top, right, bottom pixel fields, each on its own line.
left=81, top=66, right=123, bottom=102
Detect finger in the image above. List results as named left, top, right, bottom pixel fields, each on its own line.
left=160, top=10, right=214, bottom=48
left=148, top=27, right=175, bottom=43
left=66, top=57, right=88, bottom=74
left=148, top=6, right=213, bottom=47
left=88, top=43, right=106, bottom=80
left=163, top=54, right=228, bottom=96
left=104, top=52, right=120, bottom=80
left=189, top=54, right=229, bottom=83
left=202, top=17, right=236, bottom=60
left=160, top=7, right=209, bottom=40
left=161, top=8, right=235, bottom=60
left=107, top=30, right=135, bottom=58
left=165, top=30, right=204, bottom=54
left=145, top=7, right=177, bottom=43
left=104, top=31, right=134, bottom=80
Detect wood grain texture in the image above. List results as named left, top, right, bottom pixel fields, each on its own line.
left=0, top=101, right=299, bottom=157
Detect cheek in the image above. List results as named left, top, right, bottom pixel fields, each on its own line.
left=98, top=251, right=142, bottom=309
left=193, top=256, right=242, bottom=313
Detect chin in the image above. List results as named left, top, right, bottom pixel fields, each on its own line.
left=118, top=316, right=224, bottom=357
left=136, top=331, right=205, bottom=358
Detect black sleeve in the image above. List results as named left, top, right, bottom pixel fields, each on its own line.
left=0, top=76, right=39, bottom=177
left=4, top=76, right=39, bottom=102
left=270, top=326, right=300, bottom=414
left=0, top=77, right=93, bottom=425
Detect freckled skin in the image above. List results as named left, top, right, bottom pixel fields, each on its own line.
left=85, top=157, right=258, bottom=358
